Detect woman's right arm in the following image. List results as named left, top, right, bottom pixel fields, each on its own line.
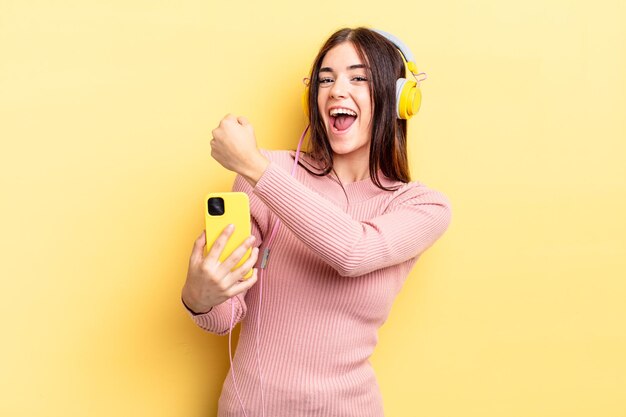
left=181, top=226, right=259, bottom=335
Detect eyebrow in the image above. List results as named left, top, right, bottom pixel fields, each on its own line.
left=319, top=64, right=367, bottom=73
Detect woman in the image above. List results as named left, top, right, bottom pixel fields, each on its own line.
left=182, top=27, right=451, bottom=417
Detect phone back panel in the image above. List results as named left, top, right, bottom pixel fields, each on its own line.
left=204, top=192, right=253, bottom=279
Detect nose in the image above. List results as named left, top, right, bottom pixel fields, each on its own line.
left=330, top=75, right=349, bottom=99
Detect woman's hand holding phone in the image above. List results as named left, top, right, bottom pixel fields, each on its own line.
left=182, top=226, right=259, bottom=315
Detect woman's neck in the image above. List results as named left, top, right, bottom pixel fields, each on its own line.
left=332, top=152, right=370, bottom=184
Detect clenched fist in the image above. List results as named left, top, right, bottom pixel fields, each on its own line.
left=210, top=114, right=269, bottom=186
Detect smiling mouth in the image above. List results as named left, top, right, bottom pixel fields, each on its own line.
left=329, top=108, right=357, bottom=132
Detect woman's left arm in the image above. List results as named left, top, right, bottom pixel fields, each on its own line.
left=210, top=115, right=451, bottom=277
left=252, top=163, right=451, bottom=277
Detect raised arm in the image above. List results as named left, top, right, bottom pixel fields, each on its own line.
left=253, top=163, right=451, bottom=277
left=209, top=114, right=450, bottom=278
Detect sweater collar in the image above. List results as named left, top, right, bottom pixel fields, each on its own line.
left=289, top=151, right=402, bottom=204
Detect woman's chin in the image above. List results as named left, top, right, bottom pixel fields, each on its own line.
left=329, top=141, right=369, bottom=160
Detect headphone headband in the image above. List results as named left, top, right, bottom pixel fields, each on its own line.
left=371, top=29, right=423, bottom=118
left=372, top=29, right=418, bottom=75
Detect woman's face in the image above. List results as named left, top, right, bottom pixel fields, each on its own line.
left=317, top=42, right=373, bottom=162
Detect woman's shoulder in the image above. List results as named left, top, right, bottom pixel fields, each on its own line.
left=385, top=178, right=451, bottom=210
left=378, top=180, right=452, bottom=231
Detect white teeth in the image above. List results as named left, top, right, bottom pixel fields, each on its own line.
left=329, top=108, right=357, bottom=117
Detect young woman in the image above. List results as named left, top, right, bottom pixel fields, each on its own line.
left=182, top=27, right=451, bottom=417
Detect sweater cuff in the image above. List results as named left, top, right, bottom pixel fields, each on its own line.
left=188, top=297, right=241, bottom=335
left=254, top=162, right=291, bottom=199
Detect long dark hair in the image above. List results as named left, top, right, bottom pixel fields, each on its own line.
left=305, top=27, right=410, bottom=190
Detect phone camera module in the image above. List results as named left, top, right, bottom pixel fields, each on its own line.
left=207, top=197, right=225, bottom=216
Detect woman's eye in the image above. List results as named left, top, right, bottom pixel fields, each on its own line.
left=353, top=76, right=368, bottom=82
left=319, top=78, right=334, bottom=84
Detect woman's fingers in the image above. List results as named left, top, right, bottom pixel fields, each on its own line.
left=232, top=246, right=259, bottom=280
left=189, top=230, right=206, bottom=265
left=205, top=224, right=235, bottom=264
left=214, top=247, right=259, bottom=300
left=184, top=228, right=259, bottom=313
left=216, top=235, right=256, bottom=277
left=224, top=268, right=258, bottom=299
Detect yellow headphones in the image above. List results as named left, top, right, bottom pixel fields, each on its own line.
left=302, top=29, right=425, bottom=120
left=374, top=29, right=424, bottom=120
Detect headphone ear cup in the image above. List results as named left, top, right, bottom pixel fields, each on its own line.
left=396, top=78, right=421, bottom=119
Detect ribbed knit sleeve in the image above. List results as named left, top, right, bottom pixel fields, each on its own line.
left=253, top=162, right=451, bottom=277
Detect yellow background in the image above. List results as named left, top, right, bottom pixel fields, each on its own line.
left=1, top=0, right=625, bottom=416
